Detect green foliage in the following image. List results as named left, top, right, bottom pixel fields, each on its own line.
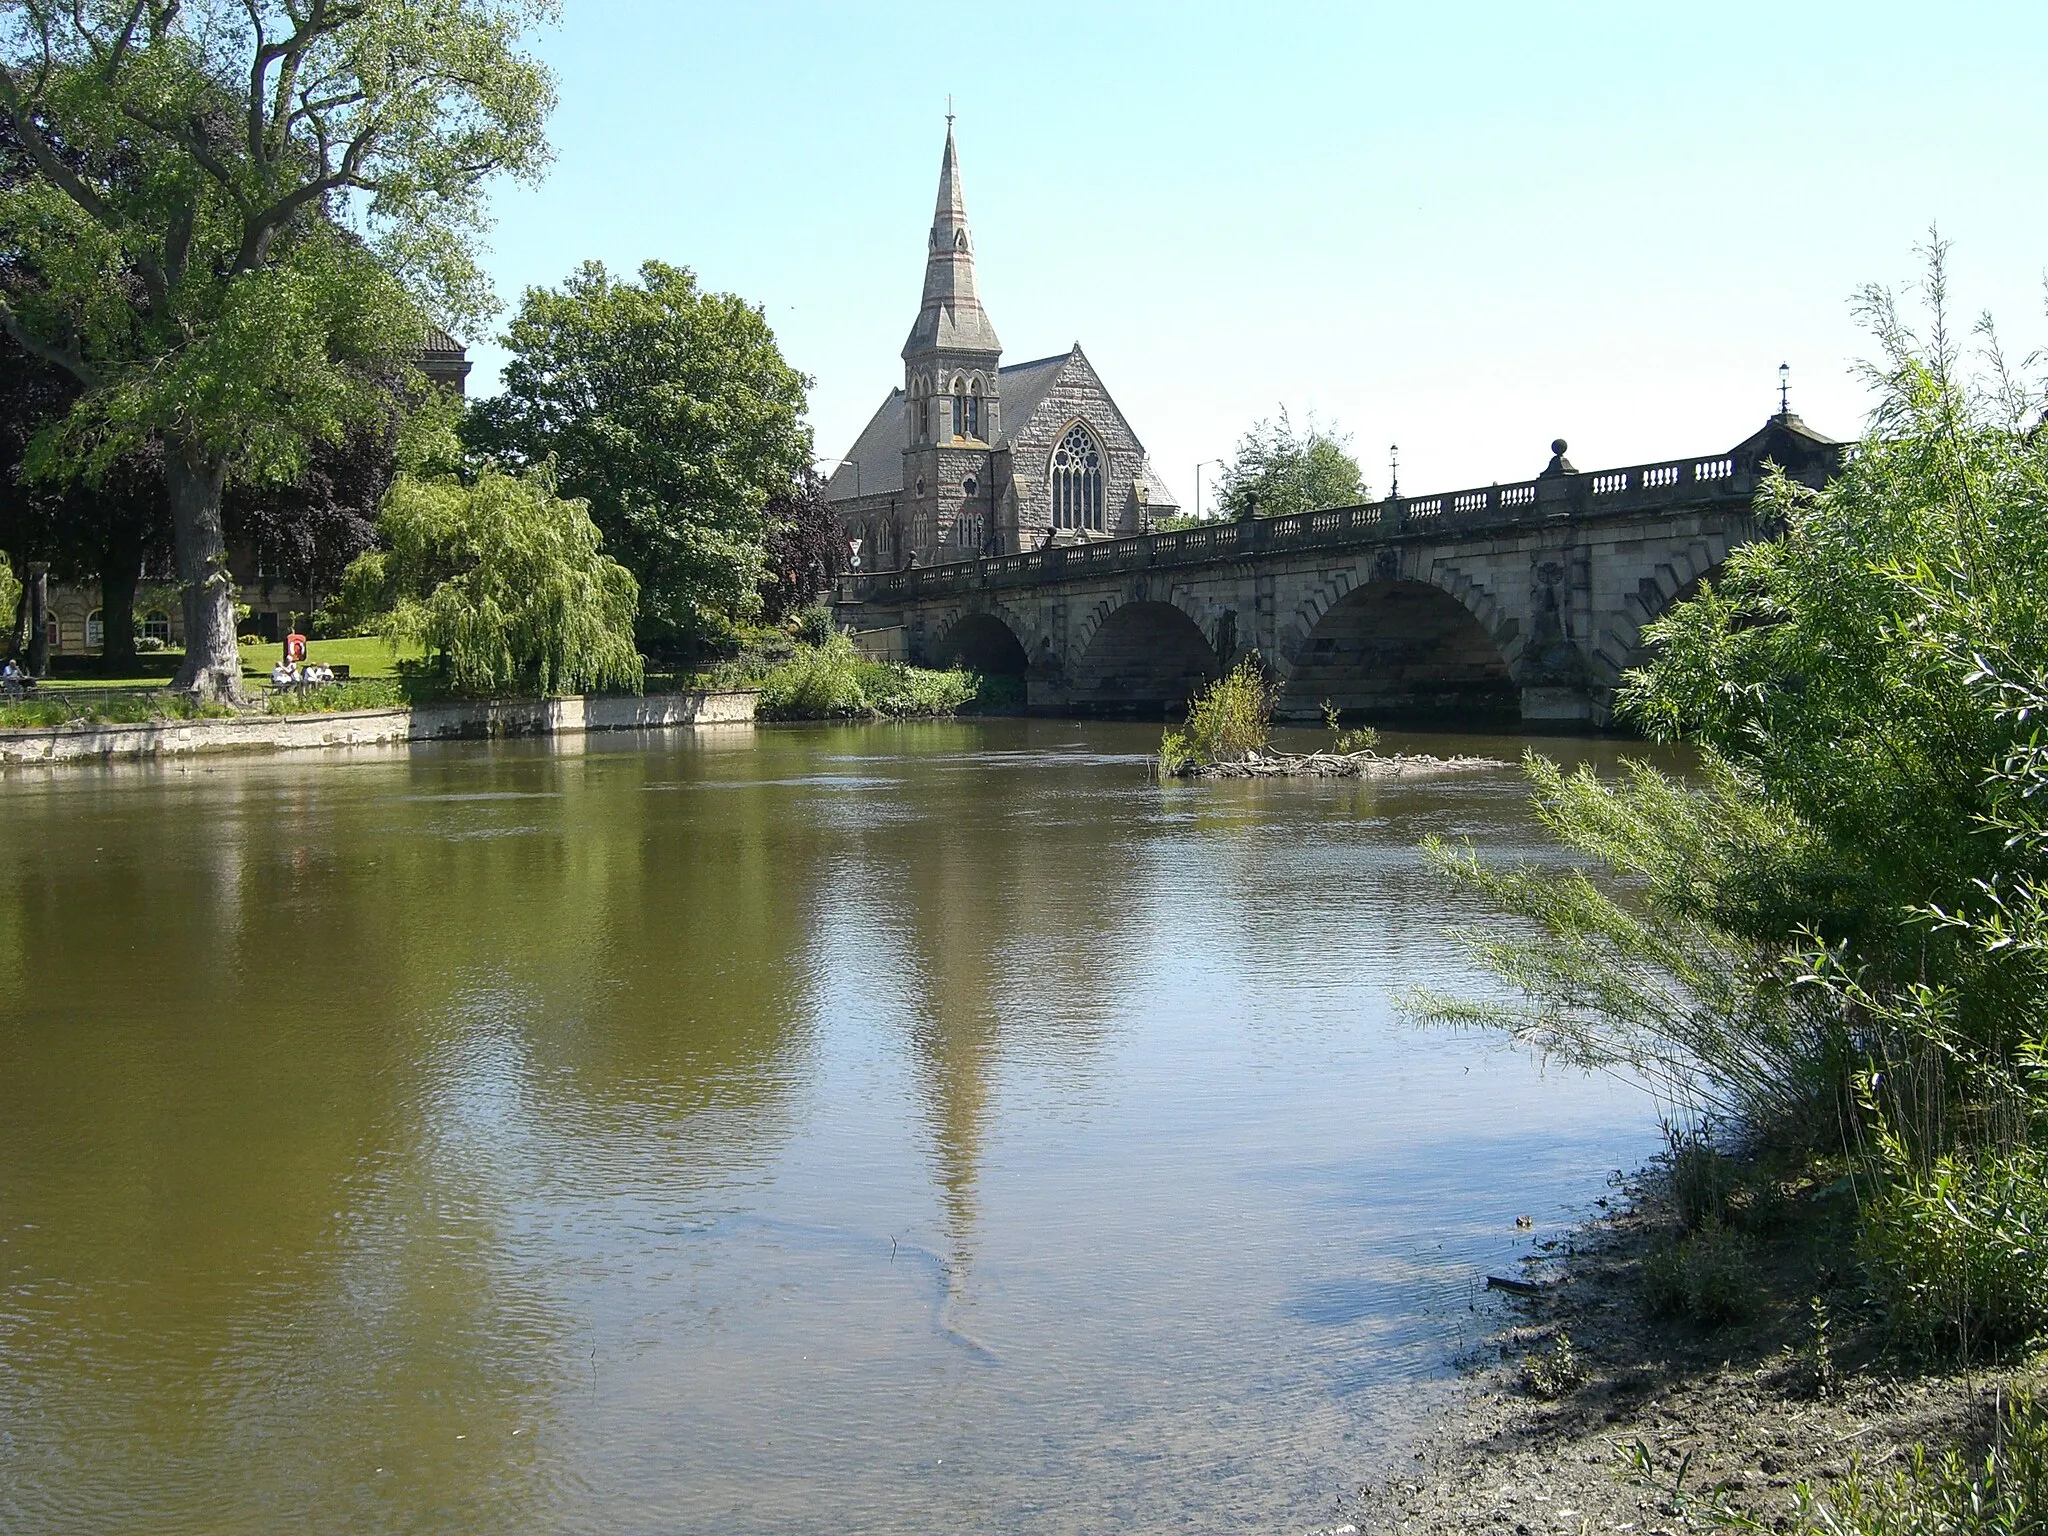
left=0, top=551, right=17, bottom=633
left=1321, top=699, right=1379, bottom=754
left=1640, top=1221, right=1759, bottom=1326
left=1518, top=1329, right=1585, bottom=1400
left=0, top=690, right=232, bottom=727
left=970, top=672, right=1028, bottom=712
left=0, top=0, right=556, bottom=694
left=1159, top=655, right=1273, bottom=770
left=1860, top=1144, right=2048, bottom=1362
left=1417, top=243, right=2048, bottom=1372
left=1786, top=1390, right=2048, bottom=1535
left=1413, top=754, right=1857, bottom=1139
left=262, top=679, right=408, bottom=715
left=754, top=632, right=976, bottom=720
left=464, top=260, right=813, bottom=646
left=333, top=468, right=642, bottom=698
left=1214, top=408, right=1365, bottom=520
left=793, top=601, right=837, bottom=647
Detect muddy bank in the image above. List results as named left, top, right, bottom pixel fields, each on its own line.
left=1354, top=1188, right=2014, bottom=1534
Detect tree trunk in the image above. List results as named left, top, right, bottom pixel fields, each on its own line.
left=166, top=450, right=242, bottom=701
left=98, top=531, right=142, bottom=674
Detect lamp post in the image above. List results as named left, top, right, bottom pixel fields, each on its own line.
left=1194, top=458, right=1226, bottom=522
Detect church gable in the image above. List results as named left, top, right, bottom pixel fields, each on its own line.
left=1000, top=348, right=1155, bottom=539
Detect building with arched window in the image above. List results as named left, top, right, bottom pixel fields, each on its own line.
left=825, top=122, right=1178, bottom=567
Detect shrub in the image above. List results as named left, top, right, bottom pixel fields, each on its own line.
left=263, top=679, right=408, bottom=715
left=1860, top=1146, right=2048, bottom=1363
left=1640, top=1221, right=1758, bottom=1326
left=868, top=662, right=976, bottom=718
left=793, top=601, right=836, bottom=647
left=1664, top=1123, right=1742, bottom=1232
left=757, top=631, right=866, bottom=718
left=1160, top=654, right=1274, bottom=769
left=755, top=632, right=976, bottom=720
left=1519, top=1329, right=1585, bottom=1400
left=1320, top=699, right=1379, bottom=755
left=970, top=672, right=1028, bottom=712
left=1789, top=1389, right=2048, bottom=1535
left=0, top=692, right=233, bottom=728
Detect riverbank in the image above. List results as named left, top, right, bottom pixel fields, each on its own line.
left=0, top=688, right=757, bottom=765
left=1360, top=1178, right=2027, bottom=1534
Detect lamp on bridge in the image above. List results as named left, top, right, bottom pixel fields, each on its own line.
left=1388, top=444, right=1400, bottom=499
left=1779, top=362, right=1791, bottom=418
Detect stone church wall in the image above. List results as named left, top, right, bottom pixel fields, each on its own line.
left=1002, top=357, right=1151, bottom=547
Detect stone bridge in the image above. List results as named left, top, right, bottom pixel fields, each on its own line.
left=833, top=412, right=1841, bottom=727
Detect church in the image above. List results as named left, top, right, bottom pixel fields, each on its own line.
left=826, top=124, right=1178, bottom=568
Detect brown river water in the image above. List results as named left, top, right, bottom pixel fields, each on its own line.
left=0, top=720, right=1659, bottom=1534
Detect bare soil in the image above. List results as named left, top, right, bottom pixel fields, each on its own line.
left=1347, top=1184, right=2025, bottom=1535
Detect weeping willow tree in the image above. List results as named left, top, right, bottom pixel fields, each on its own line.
left=335, top=468, right=642, bottom=697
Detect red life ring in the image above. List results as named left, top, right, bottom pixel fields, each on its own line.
left=285, top=633, right=308, bottom=663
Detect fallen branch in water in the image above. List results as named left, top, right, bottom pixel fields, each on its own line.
left=1164, top=749, right=1509, bottom=780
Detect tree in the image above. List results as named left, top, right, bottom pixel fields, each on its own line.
left=0, top=333, right=169, bottom=669
left=1214, top=409, right=1365, bottom=521
left=224, top=404, right=400, bottom=625
left=332, top=466, right=642, bottom=697
left=464, top=260, right=814, bottom=651
left=0, top=1, right=555, bottom=698
left=759, top=466, right=845, bottom=623
left=1415, top=246, right=2048, bottom=1355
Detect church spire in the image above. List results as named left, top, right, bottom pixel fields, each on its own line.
left=903, top=118, right=1000, bottom=359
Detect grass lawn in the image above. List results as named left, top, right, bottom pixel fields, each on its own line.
left=38, top=635, right=420, bottom=690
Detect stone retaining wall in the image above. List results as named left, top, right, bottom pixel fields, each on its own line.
left=0, top=690, right=758, bottom=767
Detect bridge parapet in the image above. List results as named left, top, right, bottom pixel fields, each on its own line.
left=838, top=444, right=1775, bottom=604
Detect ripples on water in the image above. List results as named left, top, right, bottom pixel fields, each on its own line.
left=0, top=721, right=1659, bottom=1534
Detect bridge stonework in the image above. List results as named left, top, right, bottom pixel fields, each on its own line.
left=835, top=417, right=1839, bottom=728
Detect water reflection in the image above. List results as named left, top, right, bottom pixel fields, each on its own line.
left=0, top=722, right=1660, bottom=1534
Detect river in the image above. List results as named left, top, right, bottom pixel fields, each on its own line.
left=0, top=720, right=1657, bottom=1534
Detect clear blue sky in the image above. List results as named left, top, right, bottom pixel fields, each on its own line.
left=473, top=0, right=2048, bottom=504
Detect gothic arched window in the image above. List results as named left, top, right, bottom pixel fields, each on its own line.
left=1050, top=423, right=1104, bottom=531
left=953, top=380, right=967, bottom=440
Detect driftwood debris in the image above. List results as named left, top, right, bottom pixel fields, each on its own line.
left=1485, top=1274, right=1546, bottom=1297
left=1167, top=749, right=1509, bottom=781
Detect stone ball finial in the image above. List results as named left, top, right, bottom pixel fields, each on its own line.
left=1551, top=438, right=1568, bottom=456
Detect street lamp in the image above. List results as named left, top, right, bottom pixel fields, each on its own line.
left=1194, top=458, right=1226, bottom=522
left=814, top=454, right=860, bottom=501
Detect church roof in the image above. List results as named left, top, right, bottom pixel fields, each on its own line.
left=1139, top=459, right=1181, bottom=512
left=992, top=351, right=1072, bottom=448
left=825, top=388, right=905, bottom=502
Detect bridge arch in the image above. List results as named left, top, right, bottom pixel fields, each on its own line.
left=1278, top=576, right=1518, bottom=722
left=1069, top=598, right=1220, bottom=714
left=1589, top=534, right=1734, bottom=701
left=931, top=609, right=1030, bottom=675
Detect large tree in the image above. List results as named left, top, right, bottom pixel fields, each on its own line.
left=0, top=0, right=554, bottom=697
left=1214, top=408, right=1365, bottom=521
left=332, top=466, right=642, bottom=697
left=464, top=259, right=814, bottom=650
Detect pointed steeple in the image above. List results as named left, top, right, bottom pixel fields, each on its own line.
left=903, top=120, right=1001, bottom=359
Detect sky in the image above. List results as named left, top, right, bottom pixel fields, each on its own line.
left=471, top=0, right=2048, bottom=507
